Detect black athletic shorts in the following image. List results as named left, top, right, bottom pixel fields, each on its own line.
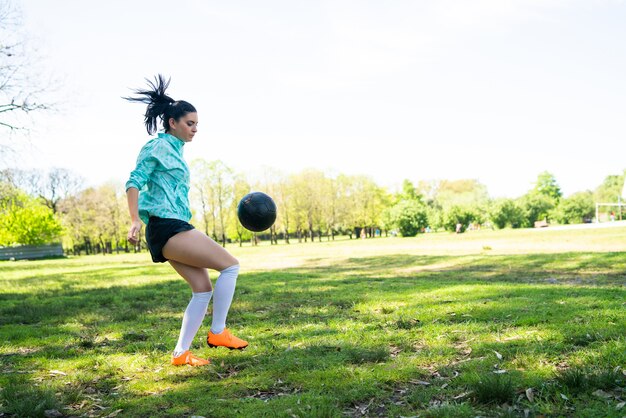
left=145, top=216, right=195, bottom=263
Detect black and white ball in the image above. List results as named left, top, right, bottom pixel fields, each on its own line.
left=237, top=192, right=277, bottom=232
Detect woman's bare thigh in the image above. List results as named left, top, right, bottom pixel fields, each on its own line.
left=162, top=229, right=238, bottom=271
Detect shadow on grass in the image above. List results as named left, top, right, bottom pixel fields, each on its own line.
left=1, top=251, right=625, bottom=416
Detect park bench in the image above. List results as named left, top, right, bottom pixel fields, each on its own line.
left=0, top=243, right=64, bottom=260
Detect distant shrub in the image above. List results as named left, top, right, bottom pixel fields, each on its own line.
left=442, top=205, right=480, bottom=233
left=552, top=191, right=595, bottom=224
left=489, top=198, right=525, bottom=229
left=386, top=200, right=428, bottom=237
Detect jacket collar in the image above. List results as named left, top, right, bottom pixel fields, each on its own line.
left=158, top=132, right=185, bottom=151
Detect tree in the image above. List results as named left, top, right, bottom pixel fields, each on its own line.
left=289, top=169, right=325, bottom=242
left=274, top=174, right=291, bottom=243
left=347, top=175, right=389, bottom=237
left=594, top=174, right=624, bottom=204
left=334, top=175, right=355, bottom=237
left=1, top=1, right=54, bottom=159
left=39, top=168, right=83, bottom=213
left=553, top=191, right=595, bottom=224
left=0, top=167, right=82, bottom=213
left=441, top=205, right=479, bottom=233
left=249, top=166, right=283, bottom=244
left=190, top=159, right=234, bottom=246
left=514, top=172, right=563, bottom=226
left=320, top=175, right=339, bottom=240
left=518, top=192, right=555, bottom=226
left=0, top=186, right=62, bottom=245
left=592, top=173, right=625, bottom=220
left=210, top=161, right=235, bottom=246
left=227, top=175, right=253, bottom=246
left=533, top=171, right=562, bottom=202
left=431, top=179, right=490, bottom=208
left=386, top=200, right=428, bottom=237
left=417, top=179, right=439, bottom=206
left=399, top=179, right=421, bottom=202
left=489, top=198, right=525, bottom=229
left=57, top=185, right=126, bottom=255
left=286, top=173, right=307, bottom=242
left=190, top=159, right=214, bottom=237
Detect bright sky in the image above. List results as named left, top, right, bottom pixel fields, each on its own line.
left=15, top=0, right=626, bottom=198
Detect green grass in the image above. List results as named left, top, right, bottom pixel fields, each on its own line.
left=1, top=226, right=625, bottom=417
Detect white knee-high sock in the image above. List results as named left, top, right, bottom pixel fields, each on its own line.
left=210, top=264, right=240, bottom=334
left=173, top=291, right=212, bottom=357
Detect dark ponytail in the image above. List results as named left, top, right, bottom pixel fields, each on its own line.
left=124, top=74, right=197, bottom=135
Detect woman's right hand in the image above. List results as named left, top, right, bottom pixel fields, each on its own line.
left=128, top=220, right=142, bottom=245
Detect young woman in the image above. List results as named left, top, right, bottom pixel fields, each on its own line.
left=125, top=75, right=247, bottom=367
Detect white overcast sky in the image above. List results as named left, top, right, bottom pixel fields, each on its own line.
left=14, top=0, right=626, bottom=198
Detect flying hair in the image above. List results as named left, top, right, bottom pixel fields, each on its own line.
left=124, top=74, right=196, bottom=135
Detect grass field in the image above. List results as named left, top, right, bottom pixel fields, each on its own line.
left=1, top=226, right=625, bottom=417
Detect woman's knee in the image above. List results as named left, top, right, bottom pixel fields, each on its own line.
left=221, top=261, right=239, bottom=273
left=223, top=253, right=239, bottom=268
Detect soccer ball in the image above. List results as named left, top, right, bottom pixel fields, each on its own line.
left=237, top=192, right=277, bottom=232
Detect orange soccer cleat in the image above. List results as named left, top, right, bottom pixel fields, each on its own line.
left=207, top=328, right=248, bottom=350
left=170, top=351, right=210, bottom=367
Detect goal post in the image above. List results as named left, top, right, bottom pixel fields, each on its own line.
left=595, top=200, right=624, bottom=223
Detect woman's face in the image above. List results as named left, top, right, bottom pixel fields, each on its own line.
left=169, top=112, right=198, bottom=142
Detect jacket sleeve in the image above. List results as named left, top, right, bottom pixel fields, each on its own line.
left=125, top=142, right=160, bottom=191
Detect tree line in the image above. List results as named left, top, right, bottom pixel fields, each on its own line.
left=0, top=164, right=623, bottom=254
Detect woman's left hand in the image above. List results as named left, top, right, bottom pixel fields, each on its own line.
left=127, top=220, right=142, bottom=245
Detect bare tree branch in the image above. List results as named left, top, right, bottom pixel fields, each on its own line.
left=0, top=0, right=55, bottom=134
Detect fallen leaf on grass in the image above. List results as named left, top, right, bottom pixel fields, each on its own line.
left=560, top=393, right=569, bottom=401
left=354, top=398, right=374, bottom=415
left=389, top=346, right=402, bottom=357
left=616, top=401, right=625, bottom=409
left=502, top=335, right=523, bottom=341
left=460, top=347, right=472, bottom=356
left=525, top=388, right=534, bottom=402
left=409, top=379, right=431, bottom=386
left=450, top=356, right=486, bottom=366
left=106, top=410, right=124, bottom=417
left=494, top=351, right=503, bottom=360
left=453, top=391, right=471, bottom=399
left=71, top=400, right=87, bottom=410
left=592, top=389, right=612, bottom=398
left=49, top=370, right=67, bottom=376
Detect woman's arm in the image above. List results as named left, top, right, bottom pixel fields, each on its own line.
left=127, top=187, right=142, bottom=244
